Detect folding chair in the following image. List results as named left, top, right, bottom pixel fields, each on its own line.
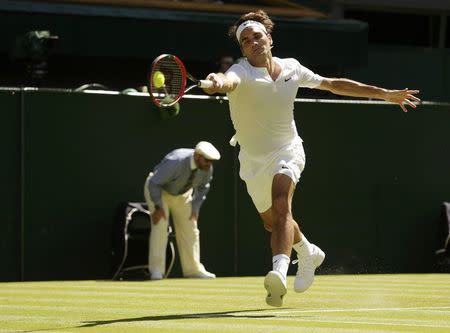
left=435, top=202, right=450, bottom=272
left=436, top=202, right=450, bottom=255
left=112, top=202, right=176, bottom=280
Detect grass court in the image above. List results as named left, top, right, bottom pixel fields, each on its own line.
left=1, top=274, right=449, bottom=332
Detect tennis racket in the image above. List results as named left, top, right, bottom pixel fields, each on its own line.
left=148, top=54, right=213, bottom=107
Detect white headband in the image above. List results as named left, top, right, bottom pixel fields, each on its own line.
left=236, top=20, right=267, bottom=43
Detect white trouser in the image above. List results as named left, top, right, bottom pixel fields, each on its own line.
left=144, top=173, right=205, bottom=277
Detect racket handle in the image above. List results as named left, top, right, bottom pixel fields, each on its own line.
left=198, top=80, right=213, bottom=89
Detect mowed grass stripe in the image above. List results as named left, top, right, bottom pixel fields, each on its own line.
left=3, top=274, right=449, bottom=284
left=1, top=311, right=444, bottom=330
left=2, top=276, right=450, bottom=293
left=0, top=290, right=264, bottom=302
left=279, top=317, right=450, bottom=331
left=0, top=281, right=264, bottom=293
left=2, top=308, right=448, bottom=323
left=2, top=286, right=446, bottom=298
left=2, top=277, right=448, bottom=292
left=0, top=285, right=450, bottom=302
left=3, top=284, right=446, bottom=296
left=3, top=279, right=447, bottom=293
left=272, top=306, right=450, bottom=315
left=273, top=314, right=450, bottom=328
left=315, top=287, right=450, bottom=294
left=2, top=273, right=448, bottom=287
left=2, top=280, right=448, bottom=294
left=0, top=277, right=265, bottom=289
left=0, top=318, right=382, bottom=333
left=3, top=300, right=449, bottom=320
left=2, top=289, right=448, bottom=312
left=3, top=290, right=448, bottom=310
left=288, top=311, right=450, bottom=325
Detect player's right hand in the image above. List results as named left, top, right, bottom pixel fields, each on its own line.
left=204, top=73, right=224, bottom=94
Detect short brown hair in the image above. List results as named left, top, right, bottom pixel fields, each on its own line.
left=228, top=10, right=274, bottom=44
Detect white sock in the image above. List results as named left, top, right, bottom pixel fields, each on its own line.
left=293, top=234, right=310, bottom=254
left=272, top=254, right=290, bottom=277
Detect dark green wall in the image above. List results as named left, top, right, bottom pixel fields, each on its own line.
left=295, top=101, right=450, bottom=274
left=0, top=90, right=21, bottom=281
left=346, top=45, right=450, bottom=103
left=1, top=90, right=449, bottom=281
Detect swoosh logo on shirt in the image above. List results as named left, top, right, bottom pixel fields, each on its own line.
left=284, top=77, right=292, bottom=82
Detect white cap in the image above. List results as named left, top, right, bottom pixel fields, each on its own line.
left=195, top=141, right=221, bottom=160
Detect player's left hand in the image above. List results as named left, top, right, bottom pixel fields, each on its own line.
left=385, top=89, right=421, bottom=112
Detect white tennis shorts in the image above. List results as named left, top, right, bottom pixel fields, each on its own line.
left=238, top=136, right=306, bottom=213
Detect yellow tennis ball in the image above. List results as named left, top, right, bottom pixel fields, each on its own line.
left=152, top=71, right=165, bottom=88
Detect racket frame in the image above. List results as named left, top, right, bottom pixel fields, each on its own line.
left=149, top=54, right=212, bottom=107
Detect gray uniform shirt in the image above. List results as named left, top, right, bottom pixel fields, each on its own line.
left=148, top=148, right=213, bottom=214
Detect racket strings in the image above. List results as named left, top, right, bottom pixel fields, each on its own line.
left=152, top=57, right=184, bottom=105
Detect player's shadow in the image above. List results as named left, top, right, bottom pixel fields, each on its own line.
left=78, top=308, right=287, bottom=328
left=18, top=308, right=295, bottom=332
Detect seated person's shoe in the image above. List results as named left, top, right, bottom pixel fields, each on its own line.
left=264, top=270, right=287, bottom=307
left=293, top=243, right=325, bottom=293
left=185, top=270, right=216, bottom=279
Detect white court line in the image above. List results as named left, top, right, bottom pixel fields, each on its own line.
left=266, top=306, right=450, bottom=315
left=281, top=317, right=450, bottom=329
left=234, top=307, right=450, bottom=330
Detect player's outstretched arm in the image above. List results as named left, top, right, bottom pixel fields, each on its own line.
left=318, top=78, right=421, bottom=112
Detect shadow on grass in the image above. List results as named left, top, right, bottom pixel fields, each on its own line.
left=18, top=308, right=294, bottom=332
left=78, top=308, right=289, bottom=328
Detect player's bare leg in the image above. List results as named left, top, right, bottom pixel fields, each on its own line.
left=261, top=174, right=325, bottom=306
left=260, top=174, right=295, bottom=307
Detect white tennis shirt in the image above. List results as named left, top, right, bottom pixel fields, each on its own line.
left=226, top=57, right=323, bottom=157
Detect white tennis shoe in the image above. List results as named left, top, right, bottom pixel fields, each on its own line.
left=185, top=270, right=216, bottom=279
left=264, top=270, right=287, bottom=307
left=150, top=271, right=163, bottom=280
left=293, top=243, right=325, bottom=293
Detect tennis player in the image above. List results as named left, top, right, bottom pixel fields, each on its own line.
left=203, top=10, right=420, bottom=307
